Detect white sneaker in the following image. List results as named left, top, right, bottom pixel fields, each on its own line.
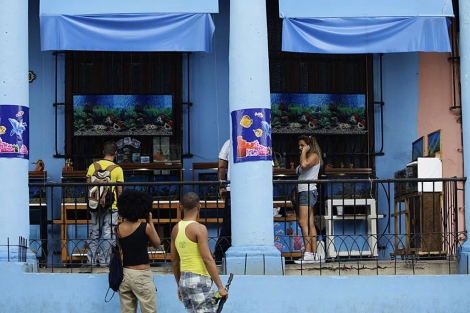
left=294, top=253, right=315, bottom=264
left=294, top=253, right=324, bottom=264
left=313, top=253, right=325, bottom=264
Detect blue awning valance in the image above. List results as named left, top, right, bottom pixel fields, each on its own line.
left=282, top=17, right=452, bottom=54
left=279, top=0, right=454, bottom=54
left=40, top=13, right=215, bottom=52
left=40, top=0, right=217, bottom=52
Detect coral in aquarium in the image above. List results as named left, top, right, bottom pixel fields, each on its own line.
left=271, top=93, right=366, bottom=134
left=73, top=94, right=173, bottom=136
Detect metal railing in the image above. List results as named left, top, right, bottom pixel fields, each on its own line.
left=25, top=177, right=465, bottom=275
left=0, top=237, right=29, bottom=262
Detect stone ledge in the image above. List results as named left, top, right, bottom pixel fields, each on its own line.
left=37, top=260, right=458, bottom=276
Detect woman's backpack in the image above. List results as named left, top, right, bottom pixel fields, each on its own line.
left=105, top=227, right=123, bottom=303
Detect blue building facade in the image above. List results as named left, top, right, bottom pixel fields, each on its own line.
left=0, top=0, right=469, bottom=312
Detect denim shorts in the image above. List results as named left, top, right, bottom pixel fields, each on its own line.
left=298, top=190, right=318, bottom=208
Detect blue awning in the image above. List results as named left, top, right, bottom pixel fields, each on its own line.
left=40, top=0, right=217, bottom=52
left=40, top=14, right=215, bottom=52
left=279, top=0, right=454, bottom=54
left=283, top=17, right=452, bottom=54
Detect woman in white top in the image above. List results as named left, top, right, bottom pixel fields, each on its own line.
left=294, top=135, right=322, bottom=264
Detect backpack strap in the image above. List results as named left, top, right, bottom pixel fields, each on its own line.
left=105, top=163, right=120, bottom=200
left=92, top=161, right=118, bottom=174
left=104, top=164, right=119, bottom=173
left=114, top=225, right=121, bottom=246
left=92, top=161, right=102, bottom=172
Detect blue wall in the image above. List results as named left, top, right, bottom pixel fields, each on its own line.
left=29, top=0, right=65, bottom=181
left=181, top=0, right=231, bottom=182
left=2, top=263, right=470, bottom=313
left=375, top=53, right=420, bottom=253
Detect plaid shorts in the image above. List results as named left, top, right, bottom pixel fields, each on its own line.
left=179, top=271, right=217, bottom=313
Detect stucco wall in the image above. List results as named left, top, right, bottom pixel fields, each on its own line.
left=418, top=52, right=465, bottom=238
left=418, top=52, right=463, bottom=177
left=2, top=263, right=470, bottom=313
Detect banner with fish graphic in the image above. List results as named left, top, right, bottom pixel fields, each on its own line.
left=0, top=105, right=29, bottom=159
left=231, top=108, right=272, bottom=163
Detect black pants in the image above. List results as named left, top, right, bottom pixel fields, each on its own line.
left=214, top=191, right=231, bottom=261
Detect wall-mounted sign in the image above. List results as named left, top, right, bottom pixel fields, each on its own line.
left=0, top=105, right=29, bottom=159
left=231, top=108, right=272, bottom=164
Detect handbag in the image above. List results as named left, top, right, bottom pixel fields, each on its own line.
left=290, top=186, right=298, bottom=211
left=105, top=226, right=124, bottom=303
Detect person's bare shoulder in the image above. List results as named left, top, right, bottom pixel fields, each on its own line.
left=194, top=222, right=208, bottom=236
left=171, top=222, right=179, bottom=239
left=190, top=221, right=206, bottom=232
left=186, top=221, right=207, bottom=242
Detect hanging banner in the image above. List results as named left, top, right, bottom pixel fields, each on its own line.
left=231, top=108, right=272, bottom=163
left=0, top=105, right=29, bottom=159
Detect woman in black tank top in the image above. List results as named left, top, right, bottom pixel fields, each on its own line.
left=117, top=190, right=161, bottom=313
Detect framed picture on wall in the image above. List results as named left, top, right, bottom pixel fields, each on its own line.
left=427, top=130, right=441, bottom=156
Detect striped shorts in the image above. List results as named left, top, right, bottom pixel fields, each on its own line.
left=179, top=271, right=217, bottom=313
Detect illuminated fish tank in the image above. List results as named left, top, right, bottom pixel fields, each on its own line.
left=197, top=173, right=219, bottom=200
left=271, top=93, right=366, bottom=134
left=149, top=174, right=180, bottom=200
left=73, top=94, right=173, bottom=136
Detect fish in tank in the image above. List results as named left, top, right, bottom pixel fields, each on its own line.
left=149, top=174, right=180, bottom=200
left=271, top=93, right=366, bottom=134
left=73, top=94, right=173, bottom=136
left=197, top=173, right=219, bottom=200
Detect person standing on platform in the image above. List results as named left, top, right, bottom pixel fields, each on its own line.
left=85, top=141, right=124, bottom=267
left=213, top=139, right=231, bottom=264
left=117, top=189, right=161, bottom=313
left=171, top=192, right=228, bottom=312
left=294, top=135, right=323, bottom=264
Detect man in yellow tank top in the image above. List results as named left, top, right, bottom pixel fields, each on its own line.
left=171, top=192, right=228, bottom=312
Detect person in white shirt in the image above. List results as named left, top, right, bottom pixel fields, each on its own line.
left=213, top=140, right=230, bottom=264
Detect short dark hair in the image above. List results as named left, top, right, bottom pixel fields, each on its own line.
left=117, top=189, right=153, bottom=221
left=103, top=141, right=118, bottom=157
left=181, top=192, right=200, bottom=211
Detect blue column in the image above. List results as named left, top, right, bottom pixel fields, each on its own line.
left=459, top=0, right=470, bottom=274
left=0, top=1, right=32, bottom=264
left=225, top=0, right=283, bottom=275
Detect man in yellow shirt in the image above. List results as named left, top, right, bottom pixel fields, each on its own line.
left=85, top=141, right=124, bottom=267
left=171, top=192, right=228, bottom=312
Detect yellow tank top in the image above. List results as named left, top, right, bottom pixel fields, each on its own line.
left=175, top=220, right=210, bottom=277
